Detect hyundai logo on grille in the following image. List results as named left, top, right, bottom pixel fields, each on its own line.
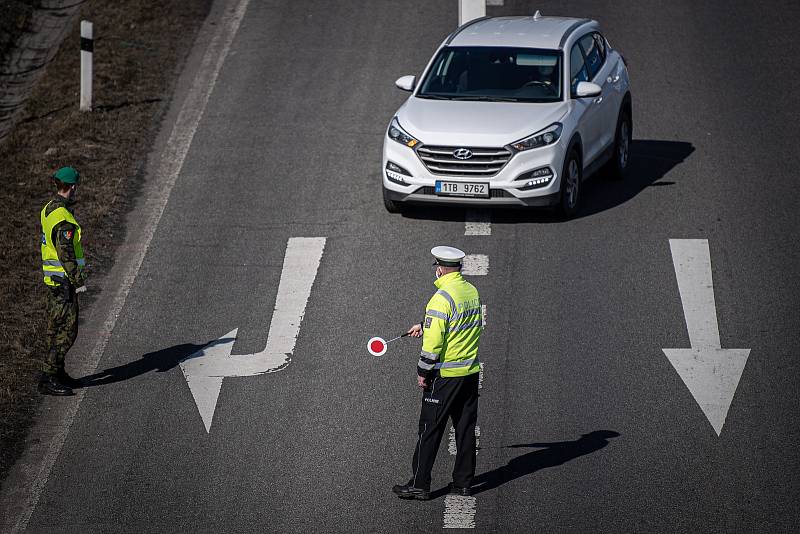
left=453, top=148, right=473, bottom=160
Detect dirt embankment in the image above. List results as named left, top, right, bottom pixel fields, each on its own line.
left=0, top=0, right=211, bottom=481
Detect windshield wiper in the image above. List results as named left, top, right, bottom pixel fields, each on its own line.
left=450, top=96, right=520, bottom=102
left=416, top=94, right=453, bottom=100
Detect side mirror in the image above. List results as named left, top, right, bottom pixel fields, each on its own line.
left=574, top=81, right=602, bottom=98
left=395, top=75, right=416, bottom=92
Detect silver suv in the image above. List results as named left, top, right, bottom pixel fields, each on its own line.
left=382, top=13, right=632, bottom=218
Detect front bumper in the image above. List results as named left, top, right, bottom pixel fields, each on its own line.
left=382, top=136, right=566, bottom=208
left=383, top=187, right=559, bottom=207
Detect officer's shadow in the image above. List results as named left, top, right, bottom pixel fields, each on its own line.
left=432, top=430, right=620, bottom=498
left=76, top=337, right=234, bottom=388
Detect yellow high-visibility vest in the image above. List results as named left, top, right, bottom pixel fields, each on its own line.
left=40, top=201, right=84, bottom=287
left=420, top=271, right=482, bottom=377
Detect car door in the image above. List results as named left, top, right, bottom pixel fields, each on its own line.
left=569, top=39, right=603, bottom=169
left=586, top=32, right=622, bottom=152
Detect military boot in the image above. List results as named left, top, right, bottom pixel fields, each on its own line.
left=38, top=373, right=74, bottom=396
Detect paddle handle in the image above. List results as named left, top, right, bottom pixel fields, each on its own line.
left=386, top=332, right=412, bottom=344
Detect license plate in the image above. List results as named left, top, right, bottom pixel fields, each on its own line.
left=434, top=181, right=489, bottom=198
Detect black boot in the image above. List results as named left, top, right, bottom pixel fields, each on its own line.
left=392, top=483, right=430, bottom=500
left=448, top=482, right=471, bottom=496
left=38, top=373, right=74, bottom=396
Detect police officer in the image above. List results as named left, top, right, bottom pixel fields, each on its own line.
left=393, top=246, right=482, bottom=500
left=39, top=166, right=87, bottom=396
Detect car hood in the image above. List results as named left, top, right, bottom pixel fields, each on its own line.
left=396, top=97, right=569, bottom=147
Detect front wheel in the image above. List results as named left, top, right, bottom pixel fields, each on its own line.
left=382, top=187, right=402, bottom=214
left=606, top=109, right=631, bottom=180
left=558, top=149, right=581, bottom=219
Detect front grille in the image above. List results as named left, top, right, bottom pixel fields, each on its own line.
left=417, top=187, right=511, bottom=198
left=416, top=145, right=513, bottom=177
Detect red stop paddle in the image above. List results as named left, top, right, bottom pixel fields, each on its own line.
left=367, top=333, right=411, bottom=356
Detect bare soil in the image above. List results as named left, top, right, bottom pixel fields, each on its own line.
left=0, top=0, right=211, bottom=481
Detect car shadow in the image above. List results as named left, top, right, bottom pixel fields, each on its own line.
left=398, top=140, right=694, bottom=223
left=75, top=337, right=234, bottom=388
left=428, top=430, right=620, bottom=499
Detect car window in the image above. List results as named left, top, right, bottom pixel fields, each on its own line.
left=569, top=43, right=588, bottom=94
left=593, top=33, right=607, bottom=62
left=417, top=46, right=563, bottom=103
left=579, top=33, right=603, bottom=79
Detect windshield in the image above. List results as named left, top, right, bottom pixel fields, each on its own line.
left=417, top=46, right=562, bottom=103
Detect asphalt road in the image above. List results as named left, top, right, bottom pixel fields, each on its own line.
left=17, top=0, right=800, bottom=532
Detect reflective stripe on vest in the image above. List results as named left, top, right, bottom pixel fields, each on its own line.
left=434, top=357, right=479, bottom=369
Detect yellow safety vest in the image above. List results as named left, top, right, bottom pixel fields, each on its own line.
left=40, top=201, right=84, bottom=287
left=420, top=271, right=482, bottom=377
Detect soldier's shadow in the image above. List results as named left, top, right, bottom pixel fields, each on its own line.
left=77, top=338, right=234, bottom=388
left=431, top=430, right=620, bottom=498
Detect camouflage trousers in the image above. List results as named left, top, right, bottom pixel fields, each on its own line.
left=43, top=285, right=79, bottom=375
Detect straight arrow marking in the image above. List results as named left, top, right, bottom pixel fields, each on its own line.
left=663, top=239, right=750, bottom=436
left=180, top=237, right=326, bottom=432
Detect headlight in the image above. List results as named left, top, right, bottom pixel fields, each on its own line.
left=388, top=117, right=419, bottom=148
left=509, top=123, right=562, bottom=152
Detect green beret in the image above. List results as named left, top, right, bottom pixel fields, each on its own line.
left=53, top=166, right=80, bottom=185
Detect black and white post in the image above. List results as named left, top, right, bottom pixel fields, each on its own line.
left=80, top=20, right=93, bottom=111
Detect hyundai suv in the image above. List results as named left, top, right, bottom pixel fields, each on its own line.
left=381, top=13, right=631, bottom=217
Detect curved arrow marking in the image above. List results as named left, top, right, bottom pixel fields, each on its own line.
left=663, top=239, right=750, bottom=436
left=180, top=237, right=326, bottom=432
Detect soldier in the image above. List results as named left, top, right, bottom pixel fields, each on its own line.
left=39, top=166, right=87, bottom=396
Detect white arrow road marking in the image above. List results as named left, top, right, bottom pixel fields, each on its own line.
left=663, top=239, right=750, bottom=436
left=180, top=237, right=326, bottom=432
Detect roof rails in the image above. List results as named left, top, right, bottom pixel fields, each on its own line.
left=445, top=16, right=491, bottom=45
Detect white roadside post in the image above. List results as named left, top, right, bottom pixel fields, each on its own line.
left=80, top=20, right=93, bottom=111
left=458, top=0, right=485, bottom=25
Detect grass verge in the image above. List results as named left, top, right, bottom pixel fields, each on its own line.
left=0, top=0, right=211, bottom=482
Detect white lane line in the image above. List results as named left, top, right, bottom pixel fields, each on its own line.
left=181, top=237, right=326, bottom=432
left=662, top=239, right=751, bottom=436
left=443, top=423, right=479, bottom=529
left=445, top=422, right=480, bottom=529
left=462, top=254, right=489, bottom=276
left=486, top=0, right=505, bottom=6
left=481, top=304, right=487, bottom=329
left=478, top=362, right=484, bottom=390
left=448, top=426, right=458, bottom=455
left=8, top=2, right=251, bottom=532
left=465, top=209, right=491, bottom=236
left=444, top=496, right=477, bottom=529
left=458, top=0, right=485, bottom=25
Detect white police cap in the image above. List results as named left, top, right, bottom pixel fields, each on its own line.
left=431, top=245, right=466, bottom=267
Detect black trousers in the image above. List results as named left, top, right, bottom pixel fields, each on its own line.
left=410, top=372, right=479, bottom=491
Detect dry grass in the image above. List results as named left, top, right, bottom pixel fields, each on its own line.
left=0, top=0, right=210, bottom=481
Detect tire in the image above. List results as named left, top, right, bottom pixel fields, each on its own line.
left=382, top=186, right=402, bottom=214
left=606, top=108, right=631, bottom=180
left=558, top=148, right=581, bottom=219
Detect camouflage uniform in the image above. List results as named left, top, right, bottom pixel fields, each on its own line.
left=42, top=195, right=85, bottom=376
